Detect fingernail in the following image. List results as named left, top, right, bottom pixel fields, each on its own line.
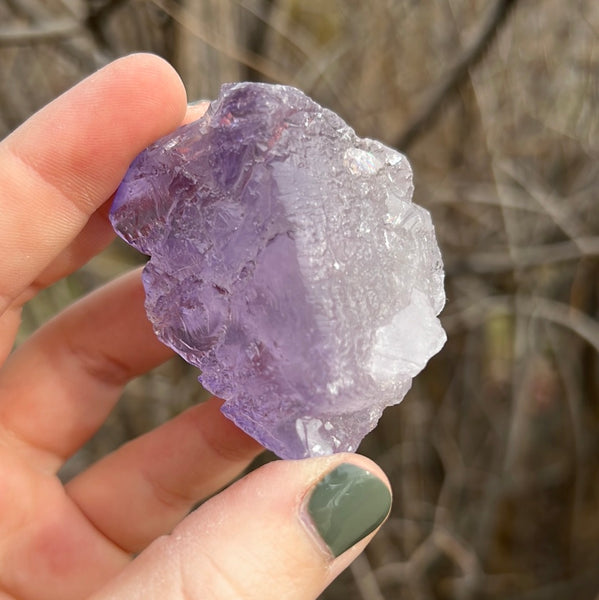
left=306, top=463, right=392, bottom=558
left=187, top=99, right=211, bottom=107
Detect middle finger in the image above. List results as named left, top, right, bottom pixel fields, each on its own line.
left=0, top=269, right=172, bottom=472
left=65, top=396, right=262, bottom=553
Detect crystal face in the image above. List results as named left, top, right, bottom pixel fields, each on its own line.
left=110, top=82, right=446, bottom=459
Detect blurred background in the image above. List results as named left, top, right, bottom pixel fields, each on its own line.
left=2, top=0, right=598, bottom=598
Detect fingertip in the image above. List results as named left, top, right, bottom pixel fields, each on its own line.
left=2, top=53, right=188, bottom=241
left=89, top=454, right=391, bottom=600
left=68, top=53, right=188, bottom=164
left=106, top=53, right=188, bottom=124
left=187, top=454, right=391, bottom=596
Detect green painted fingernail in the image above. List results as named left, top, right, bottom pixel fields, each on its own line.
left=307, top=463, right=392, bottom=557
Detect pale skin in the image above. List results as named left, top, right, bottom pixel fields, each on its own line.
left=0, top=54, right=390, bottom=599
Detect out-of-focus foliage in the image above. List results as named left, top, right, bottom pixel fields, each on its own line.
left=2, top=0, right=598, bottom=598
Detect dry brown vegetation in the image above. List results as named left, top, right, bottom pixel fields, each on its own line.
left=2, top=0, right=598, bottom=598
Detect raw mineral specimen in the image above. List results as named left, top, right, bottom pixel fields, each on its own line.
left=110, top=82, right=446, bottom=459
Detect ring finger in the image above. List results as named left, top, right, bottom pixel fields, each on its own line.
left=0, top=267, right=262, bottom=551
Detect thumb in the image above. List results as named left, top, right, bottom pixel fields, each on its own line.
left=90, top=455, right=392, bottom=600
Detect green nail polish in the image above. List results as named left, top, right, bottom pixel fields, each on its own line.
left=307, top=463, right=392, bottom=557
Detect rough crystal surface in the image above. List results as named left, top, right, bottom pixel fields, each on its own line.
left=110, top=82, right=446, bottom=459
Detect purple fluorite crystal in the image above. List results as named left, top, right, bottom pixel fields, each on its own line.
left=110, top=82, right=446, bottom=459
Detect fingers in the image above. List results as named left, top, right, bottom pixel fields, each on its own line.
left=0, top=270, right=173, bottom=470
left=12, top=199, right=115, bottom=309
left=0, top=399, right=261, bottom=600
left=0, top=53, right=187, bottom=315
left=89, top=455, right=392, bottom=600
left=65, top=397, right=262, bottom=553
left=0, top=456, right=129, bottom=600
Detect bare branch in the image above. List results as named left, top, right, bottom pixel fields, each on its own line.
left=0, top=18, right=82, bottom=47
left=350, top=553, right=386, bottom=600
left=446, top=236, right=599, bottom=275
left=395, top=0, right=519, bottom=150
left=443, top=295, right=599, bottom=353
left=151, top=0, right=292, bottom=84
left=85, top=0, right=129, bottom=49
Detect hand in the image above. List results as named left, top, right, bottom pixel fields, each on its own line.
left=0, top=54, right=391, bottom=600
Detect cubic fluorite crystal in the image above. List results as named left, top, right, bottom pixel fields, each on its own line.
left=110, top=82, right=446, bottom=459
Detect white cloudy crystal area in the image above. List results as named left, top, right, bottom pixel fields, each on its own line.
left=268, top=116, right=446, bottom=455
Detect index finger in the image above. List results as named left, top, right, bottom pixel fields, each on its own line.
left=0, top=53, right=187, bottom=315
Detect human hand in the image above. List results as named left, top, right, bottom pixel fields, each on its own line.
left=0, top=54, right=392, bottom=600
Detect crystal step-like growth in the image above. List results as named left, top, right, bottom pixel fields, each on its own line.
left=110, top=82, right=446, bottom=459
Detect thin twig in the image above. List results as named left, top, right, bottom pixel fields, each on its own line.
left=443, top=295, right=599, bottom=353
left=151, top=0, right=291, bottom=84
left=350, top=553, right=387, bottom=600
left=395, top=0, right=519, bottom=150
left=0, top=18, right=82, bottom=47
left=85, top=0, right=129, bottom=49
left=445, top=236, right=599, bottom=275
